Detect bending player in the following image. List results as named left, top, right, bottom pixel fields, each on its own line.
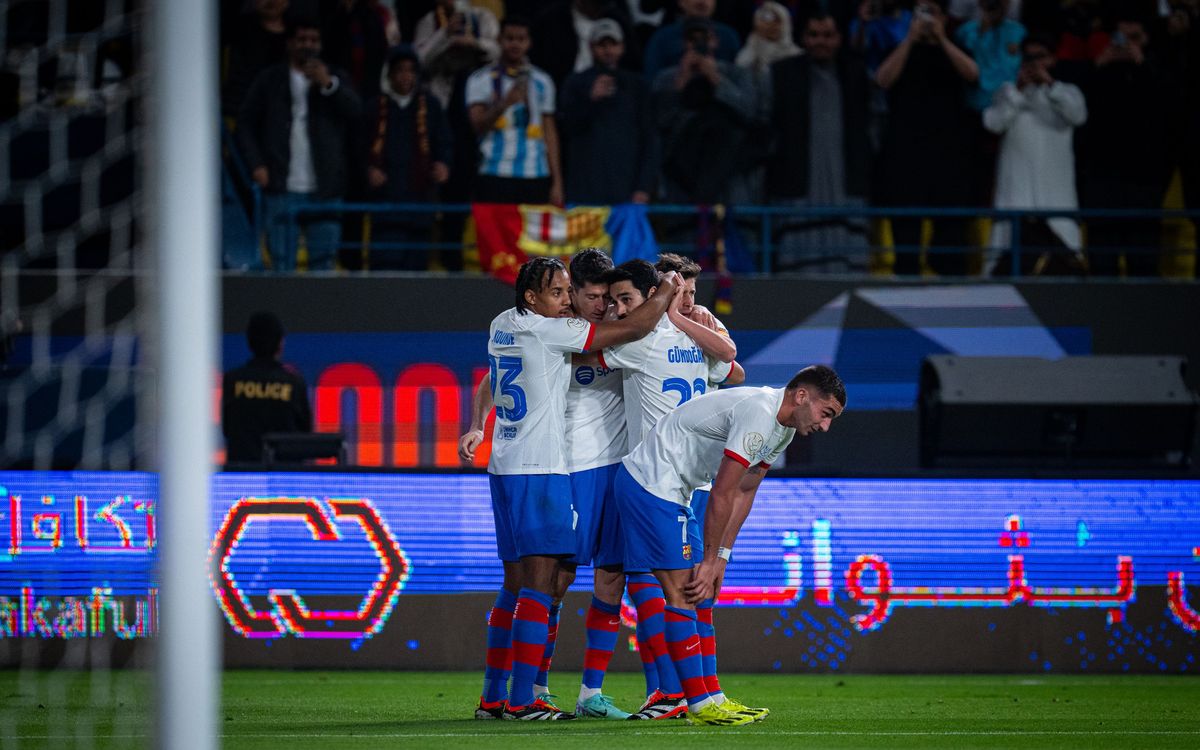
left=463, top=256, right=678, bottom=720
left=614, top=366, right=845, bottom=725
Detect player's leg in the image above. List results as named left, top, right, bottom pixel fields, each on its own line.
left=478, top=476, right=522, bottom=718
left=654, top=565, right=751, bottom=727
left=575, top=566, right=629, bottom=718
left=504, top=475, right=577, bottom=720
left=576, top=463, right=633, bottom=718
left=533, top=563, right=575, bottom=705
left=617, top=466, right=747, bottom=724
left=690, top=488, right=768, bottom=722
left=626, top=572, right=685, bottom=718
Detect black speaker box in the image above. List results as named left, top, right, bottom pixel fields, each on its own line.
left=918, top=356, right=1198, bottom=469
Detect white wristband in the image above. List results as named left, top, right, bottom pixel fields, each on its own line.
left=715, top=546, right=732, bottom=562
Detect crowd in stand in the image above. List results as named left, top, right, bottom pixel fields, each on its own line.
left=128, top=1, right=1200, bottom=275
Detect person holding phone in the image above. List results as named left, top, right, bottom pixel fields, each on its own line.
left=237, top=17, right=362, bottom=272
left=873, top=0, right=980, bottom=277
left=466, top=16, right=564, bottom=206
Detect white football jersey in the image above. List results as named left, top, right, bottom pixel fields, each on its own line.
left=600, top=314, right=733, bottom=445
left=622, top=387, right=795, bottom=506
left=486, top=308, right=594, bottom=475
left=564, top=361, right=627, bottom=472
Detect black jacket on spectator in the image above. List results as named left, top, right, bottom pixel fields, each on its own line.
left=236, top=63, right=363, bottom=199
left=222, top=16, right=287, bottom=116
left=222, top=357, right=312, bottom=464
left=1076, top=59, right=1172, bottom=201
left=767, top=54, right=872, bottom=199
left=363, top=88, right=453, bottom=203
left=873, top=43, right=976, bottom=207
left=531, top=1, right=639, bottom=89
left=559, top=65, right=658, bottom=203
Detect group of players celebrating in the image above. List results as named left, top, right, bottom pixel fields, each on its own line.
left=458, top=249, right=846, bottom=725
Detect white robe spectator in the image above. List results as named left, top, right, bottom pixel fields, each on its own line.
left=984, top=79, right=1088, bottom=265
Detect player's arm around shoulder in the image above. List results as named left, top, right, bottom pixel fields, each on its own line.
left=586, top=271, right=681, bottom=351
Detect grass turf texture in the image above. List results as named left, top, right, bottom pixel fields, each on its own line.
left=2, top=671, right=1198, bottom=749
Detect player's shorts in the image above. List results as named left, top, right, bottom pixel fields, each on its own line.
left=568, top=462, right=620, bottom=566
left=488, top=473, right=576, bottom=562
left=614, top=464, right=702, bottom=572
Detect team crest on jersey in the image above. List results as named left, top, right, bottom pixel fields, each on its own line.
left=743, top=432, right=766, bottom=460
left=567, top=317, right=587, bottom=330
left=575, top=366, right=595, bottom=385
left=682, top=544, right=692, bottom=561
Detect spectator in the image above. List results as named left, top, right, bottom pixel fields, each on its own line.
left=1076, top=16, right=1171, bottom=276
left=736, top=1, right=801, bottom=112
left=238, top=18, right=363, bottom=272
left=413, top=0, right=500, bottom=107
left=767, top=13, right=872, bottom=272
left=531, top=0, right=638, bottom=89
left=653, top=16, right=760, bottom=204
left=983, top=33, right=1087, bottom=276
left=954, top=0, right=1025, bottom=112
left=559, top=20, right=658, bottom=204
left=947, top=0, right=1021, bottom=24
left=364, top=45, right=452, bottom=270
left=222, top=0, right=290, bottom=118
left=874, top=0, right=979, bottom=276
left=643, top=0, right=742, bottom=80
left=222, top=312, right=312, bottom=465
left=1056, top=0, right=1109, bottom=64
left=849, top=0, right=912, bottom=74
left=320, top=0, right=391, bottom=97
left=466, top=16, right=564, bottom=205
left=1161, top=0, right=1200, bottom=212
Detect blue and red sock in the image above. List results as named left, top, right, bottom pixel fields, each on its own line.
left=509, top=588, right=552, bottom=709
left=635, top=617, right=659, bottom=697
left=628, top=573, right=682, bottom=698
left=582, top=597, right=621, bottom=690
left=696, top=598, right=723, bottom=699
left=664, top=605, right=711, bottom=710
left=534, top=602, right=561, bottom=693
left=481, top=588, right=517, bottom=704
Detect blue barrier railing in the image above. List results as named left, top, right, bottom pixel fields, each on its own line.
left=258, top=200, right=1200, bottom=277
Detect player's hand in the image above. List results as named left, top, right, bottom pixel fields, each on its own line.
left=252, top=166, right=269, bottom=187
left=688, top=304, right=720, bottom=332
left=668, top=282, right=685, bottom=315
left=549, top=179, right=564, bottom=207
left=655, top=270, right=679, bottom=299
left=458, top=429, right=484, bottom=462
left=367, top=166, right=387, bottom=189
left=685, top=558, right=727, bottom=604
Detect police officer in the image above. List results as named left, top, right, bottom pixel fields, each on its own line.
left=221, top=311, right=312, bottom=464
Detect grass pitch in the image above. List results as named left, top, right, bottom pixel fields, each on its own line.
left=3, top=670, right=1199, bottom=749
